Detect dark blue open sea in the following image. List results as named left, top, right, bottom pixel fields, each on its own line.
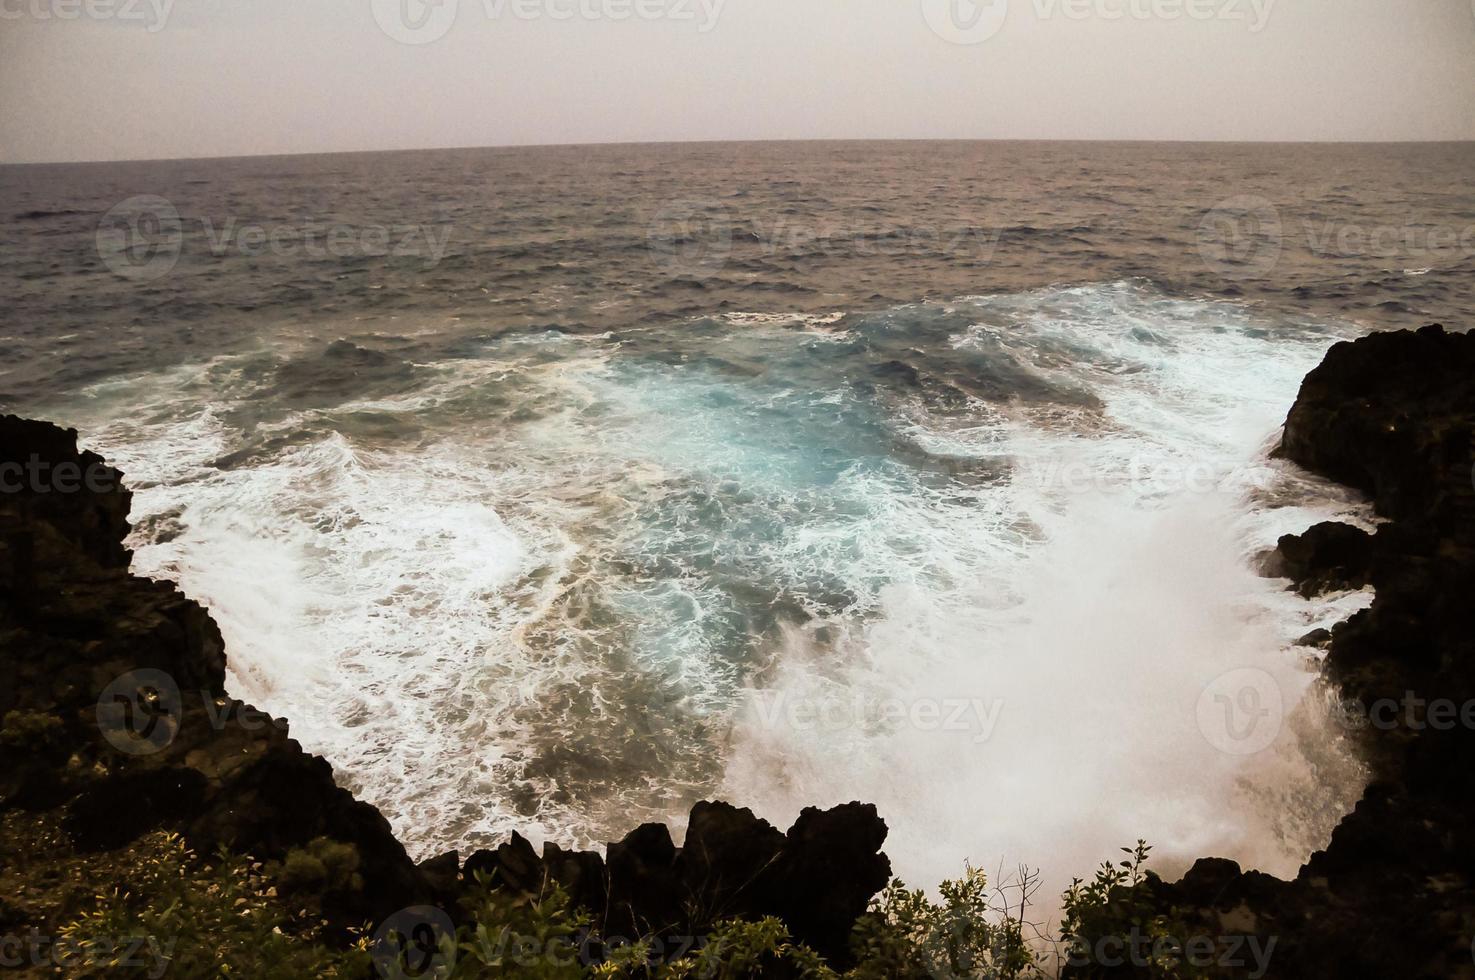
left=2, top=140, right=1471, bottom=902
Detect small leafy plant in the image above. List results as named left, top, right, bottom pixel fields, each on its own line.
left=849, top=863, right=1044, bottom=979
left=1059, top=840, right=1200, bottom=978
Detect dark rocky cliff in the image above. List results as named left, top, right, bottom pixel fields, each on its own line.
left=1066, top=324, right=1475, bottom=978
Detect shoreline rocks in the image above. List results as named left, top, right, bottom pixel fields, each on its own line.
left=1067, top=325, right=1475, bottom=978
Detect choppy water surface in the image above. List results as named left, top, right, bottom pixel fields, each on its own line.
left=3, top=141, right=1471, bottom=909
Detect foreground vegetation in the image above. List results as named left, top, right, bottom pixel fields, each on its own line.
left=18, top=818, right=1200, bottom=979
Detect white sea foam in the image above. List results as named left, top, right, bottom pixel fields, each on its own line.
left=721, top=282, right=1372, bottom=931
left=56, top=282, right=1371, bottom=924
left=720, top=311, right=846, bottom=327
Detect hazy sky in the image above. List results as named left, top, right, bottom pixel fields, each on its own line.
left=2, top=0, right=1473, bottom=163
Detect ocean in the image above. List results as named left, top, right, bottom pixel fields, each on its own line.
left=3, top=139, right=1472, bottom=908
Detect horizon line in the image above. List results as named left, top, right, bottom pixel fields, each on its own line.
left=5, top=134, right=1475, bottom=167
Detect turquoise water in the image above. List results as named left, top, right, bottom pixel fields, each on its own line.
left=28, top=282, right=1376, bottom=913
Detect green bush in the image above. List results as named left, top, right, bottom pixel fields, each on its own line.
left=849, top=864, right=1043, bottom=980
left=1059, top=841, right=1199, bottom=978
left=451, top=871, right=590, bottom=978
left=54, top=831, right=1183, bottom=979
left=0, top=709, right=66, bottom=753
left=55, top=832, right=369, bottom=978
left=664, top=917, right=834, bottom=979
left=276, top=837, right=364, bottom=896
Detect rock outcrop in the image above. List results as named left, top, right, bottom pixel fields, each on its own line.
left=1067, top=325, right=1475, bottom=978
left=1267, top=520, right=1375, bottom=599
left=0, top=414, right=891, bottom=967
